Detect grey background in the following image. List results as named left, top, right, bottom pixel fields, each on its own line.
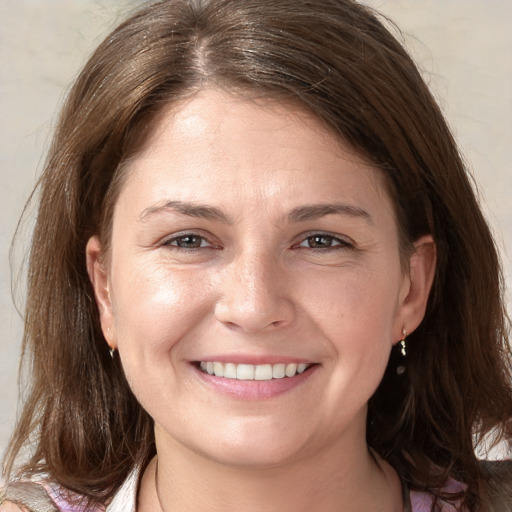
left=1, top=0, right=511, bottom=467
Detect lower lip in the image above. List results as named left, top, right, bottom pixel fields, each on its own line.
left=194, top=365, right=318, bottom=400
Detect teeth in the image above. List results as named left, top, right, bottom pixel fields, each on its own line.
left=224, top=363, right=237, bottom=379
left=199, top=361, right=311, bottom=380
left=213, top=362, right=224, bottom=377
left=237, top=364, right=254, bottom=380
left=285, top=363, right=297, bottom=377
left=254, top=364, right=272, bottom=380
left=272, top=363, right=285, bottom=379
left=297, top=363, right=307, bottom=374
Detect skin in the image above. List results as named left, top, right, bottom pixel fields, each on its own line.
left=0, top=504, right=25, bottom=512
left=87, top=89, right=436, bottom=511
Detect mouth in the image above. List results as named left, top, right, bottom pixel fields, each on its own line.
left=197, top=361, right=314, bottom=380
left=193, top=359, right=318, bottom=399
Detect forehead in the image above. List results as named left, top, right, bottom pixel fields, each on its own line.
left=118, top=88, right=395, bottom=223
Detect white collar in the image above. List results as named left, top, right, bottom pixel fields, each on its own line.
left=106, top=468, right=138, bottom=512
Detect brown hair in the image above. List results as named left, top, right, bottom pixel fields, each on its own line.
left=4, top=0, right=512, bottom=510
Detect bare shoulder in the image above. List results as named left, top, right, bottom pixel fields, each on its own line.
left=0, top=502, right=26, bottom=512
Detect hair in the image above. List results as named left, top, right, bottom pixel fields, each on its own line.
left=4, top=0, right=512, bottom=510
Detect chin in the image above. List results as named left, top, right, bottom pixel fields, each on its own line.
left=173, top=418, right=314, bottom=470
left=199, top=441, right=307, bottom=470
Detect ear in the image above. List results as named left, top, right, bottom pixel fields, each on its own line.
left=86, top=236, right=117, bottom=350
left=394, top=235, right=436, bottom=340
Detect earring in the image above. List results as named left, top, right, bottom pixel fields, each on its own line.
left=400, top=328, right=407, bottom=355
left=396, top=328, right=407, bottom=375
left=106, top=326, right=115, bottom=359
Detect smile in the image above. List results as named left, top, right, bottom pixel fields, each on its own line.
left=199, top=362, right=311, bottom=380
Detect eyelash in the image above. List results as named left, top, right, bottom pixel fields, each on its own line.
left=161, top=232, right=354, bottom=252
left=294, top=233, right=354, bottom=251
left=162, top=233, right=217, bottom=250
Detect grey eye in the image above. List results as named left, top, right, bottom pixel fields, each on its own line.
left=171, top=235, right=205, bottom=248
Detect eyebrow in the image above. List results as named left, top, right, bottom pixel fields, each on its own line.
left=139, top=200, right=232, bottom=224
left=139, top=200, right=372, bottom=225
left=287, top=203, right=373, bottom=224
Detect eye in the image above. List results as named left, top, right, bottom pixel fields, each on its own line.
left=298, top=234, right=352, bottom=250
left=163, top=234, right=212, bottom=249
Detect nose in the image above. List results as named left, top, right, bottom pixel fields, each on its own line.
left=214, top=250, right=295, bottom=333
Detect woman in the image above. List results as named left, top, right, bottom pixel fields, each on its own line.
left=1, top=0, right=511, bottom=511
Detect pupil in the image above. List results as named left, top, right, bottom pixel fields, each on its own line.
left=310, top=235, right=331, bottom=248
left=178, top=236, right=200, bottom=248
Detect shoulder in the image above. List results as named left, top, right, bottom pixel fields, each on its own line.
left=410, top=491, right=464, bottom=512
left=44, top=482, right=104, bottom=511
left=409, top=479, right=466, bottom=512
left=104, top=467, right=138, bottom=512
left=1, top=481, right=58, bottom=512
left=1, top=480, right=103, bottom=512
left=480, top=459, right=512, bottom=512
left=409, top=461, right=512, bottom=512
left=0, top=467, right=138, bottom=512
left=0, top=503, right=26, bottom=512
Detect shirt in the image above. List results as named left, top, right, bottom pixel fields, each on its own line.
left=2, top=470, right=465, bottom=511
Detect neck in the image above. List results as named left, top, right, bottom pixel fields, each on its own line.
left=138, top=429, right=403, bottom=512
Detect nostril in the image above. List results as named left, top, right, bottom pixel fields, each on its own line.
left=214, top=297, right=294, bottom=333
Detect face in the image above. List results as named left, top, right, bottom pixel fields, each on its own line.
left=88, top=89, right=434, bottom=469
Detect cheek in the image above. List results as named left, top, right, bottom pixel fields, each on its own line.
left=109, top=260, right=217, bottom=411
left=310, top=270, right=398, bottom=403
left=298, top=264, right=401, bottom=391
left=110, top=259, right=214, bottom=359
left=299, top=263, right=401, bottom=335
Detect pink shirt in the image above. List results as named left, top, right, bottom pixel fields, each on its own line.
left=409, top=479, right=466, bottom=511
